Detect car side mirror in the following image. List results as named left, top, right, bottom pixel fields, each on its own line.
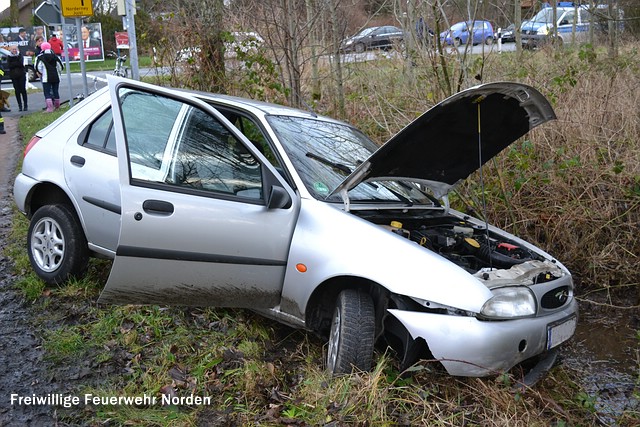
left=267, top=185, right=292, bottom=209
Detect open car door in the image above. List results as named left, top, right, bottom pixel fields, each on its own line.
left=98, top=77, right=299, bottom=307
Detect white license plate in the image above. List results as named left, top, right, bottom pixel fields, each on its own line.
left=547, top=316, right=577, bottom=350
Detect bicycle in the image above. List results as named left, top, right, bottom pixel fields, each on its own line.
left=107, top=51, right=129, bottom=78
left=64, top=76, right=106, bottom=107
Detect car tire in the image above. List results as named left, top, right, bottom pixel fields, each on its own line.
left=454, top=38, right=462, bottom=47
left=485, top=36, right=494, bottom=45
left=28, top=204, right=90, bottom=285
left=355, top=43, right=365, bottom=54
left=327, top=289, right=375, bottom=375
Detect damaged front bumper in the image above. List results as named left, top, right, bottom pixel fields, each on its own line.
left=388, top=298, right=578, bottom=377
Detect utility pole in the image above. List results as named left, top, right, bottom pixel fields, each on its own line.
left=125, top=0, right=139, bottom=80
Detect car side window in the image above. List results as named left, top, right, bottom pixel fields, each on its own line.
left=83, top=108, right=116, bottom=153
left=118, top=89, right=263, bottom=200
left=579, top=9, right=590, bottom=23
left=219, top=110, right=280, bottom=168
left=560, top=11, right=576, bottom=26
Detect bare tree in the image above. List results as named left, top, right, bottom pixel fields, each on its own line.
left=9, top=0, right=18, bottom=25
left=159, top=0, right=226, bottom=92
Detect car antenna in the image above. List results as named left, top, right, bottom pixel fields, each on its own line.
left=473, top=95, right=493, bottom=270
left=295, top=91, right=317, bottom=118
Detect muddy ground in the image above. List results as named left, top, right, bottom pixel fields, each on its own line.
left=0, top=117, right=57, bottom=425
left=0, top=115, right=637, bottom=426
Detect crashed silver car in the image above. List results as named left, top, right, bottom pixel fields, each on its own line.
left=14, top=78, right=577, bottom=378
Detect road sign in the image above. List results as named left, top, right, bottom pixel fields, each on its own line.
left=115, top=32, right=129, bottom=49
left=34, top=1, right=61, bottom=25
left=59, top=0, right=94, bottom=18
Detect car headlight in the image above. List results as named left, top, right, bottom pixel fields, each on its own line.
left=480, top=287, right=536, bottom=319
left=537, top=26, right=549, bottom=35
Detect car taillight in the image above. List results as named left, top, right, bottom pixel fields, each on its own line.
left=24, top=136, right=41, bottom=157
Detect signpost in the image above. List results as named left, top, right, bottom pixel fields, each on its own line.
left=34, top=1, right=73, bottom=26
left=115, top=32, right=129, bottom=49
left=59, top=0, right=94, bottom=99
left=59, top=0, right=93, bottom=18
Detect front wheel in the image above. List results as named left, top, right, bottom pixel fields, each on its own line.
left=113, top=68, right=128, bottom=78
left=327, top=289, right=375, bottom=374
left=27, top=205, right=89, bottom=285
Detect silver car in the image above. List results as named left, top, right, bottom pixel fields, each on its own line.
left=14, top=78, right=577, bottom=378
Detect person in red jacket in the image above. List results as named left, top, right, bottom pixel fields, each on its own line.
left=48, top=33, right=64, bottom=57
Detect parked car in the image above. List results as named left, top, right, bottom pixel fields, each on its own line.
left=496, top=23, right=516, bottom=43
left=340, top=26, right=405, bottom=53
left=440, top=20, right=494, bottom=46
left=176, top=31, right=264, bottom=61
left=520, top=2, right=624, bottom=48
left=0, top=47, right=38, bottom=82
left=14, top=79, right=577, bottom=378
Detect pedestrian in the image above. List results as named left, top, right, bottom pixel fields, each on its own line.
left=34, top=35, right=44, bottom=56
left=34, top=42, right=64, bottom=113
left=7, top=46, right=28, bottom=112
left=48, top=33, right=64, bottom=57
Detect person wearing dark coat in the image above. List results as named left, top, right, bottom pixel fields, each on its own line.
left=7, top=45, right=28, bottom=112
left=35, top=42, right=64, bottom=112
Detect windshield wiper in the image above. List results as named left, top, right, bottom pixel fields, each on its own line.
left=306, top=152, right=352, bottom=175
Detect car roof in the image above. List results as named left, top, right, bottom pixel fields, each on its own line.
left=186, top=91, right=348, bottom=126
left=73, top=84, right=352, bottom=130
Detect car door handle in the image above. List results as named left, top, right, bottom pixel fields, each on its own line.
left=142, top=200, right=174, bottom=215
left=70, top=155, right=85, bottom=167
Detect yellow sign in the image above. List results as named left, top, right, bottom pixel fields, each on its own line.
left=60, top=0, right=94, bottom=18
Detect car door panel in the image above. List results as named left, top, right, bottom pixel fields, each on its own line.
left=100, top=185, right=295, bottom=306
left=98, top=77, right=299, bottom=308
left=63, top=108, right=122, bottom=254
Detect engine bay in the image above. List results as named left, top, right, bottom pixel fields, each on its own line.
left=357, top=209, right=564, bottom=287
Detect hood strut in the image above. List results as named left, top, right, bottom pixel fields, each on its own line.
left=474, top=96, right=493, bottom=271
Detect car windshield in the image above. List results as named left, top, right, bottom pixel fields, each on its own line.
left=451, top=22, right=467, bottom=31
left=267, top=115, right=437, bottom=206
left=531, top=9, right=555, bottom=23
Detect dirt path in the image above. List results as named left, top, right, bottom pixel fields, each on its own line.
left=0, top=116, right=58, bottom=426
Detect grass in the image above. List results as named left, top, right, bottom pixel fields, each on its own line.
left=5, top=43, right=640, bottom=425
left=64, top=55, right=154, bottom=74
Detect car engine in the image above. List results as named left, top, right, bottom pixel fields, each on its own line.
left=365, top=211, right=563, bottom=286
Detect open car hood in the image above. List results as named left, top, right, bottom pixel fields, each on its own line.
left=330, top=82, right=556, bottom=200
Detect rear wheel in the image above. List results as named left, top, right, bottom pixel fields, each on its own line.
left=485, top=36, right=494, bottom=45
left=28, top=204, right=89, bottom=285
left=327, top=289, right=375, bottom=374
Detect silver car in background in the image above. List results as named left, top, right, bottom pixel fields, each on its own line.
left=14, top=78, right=577, bottom=379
